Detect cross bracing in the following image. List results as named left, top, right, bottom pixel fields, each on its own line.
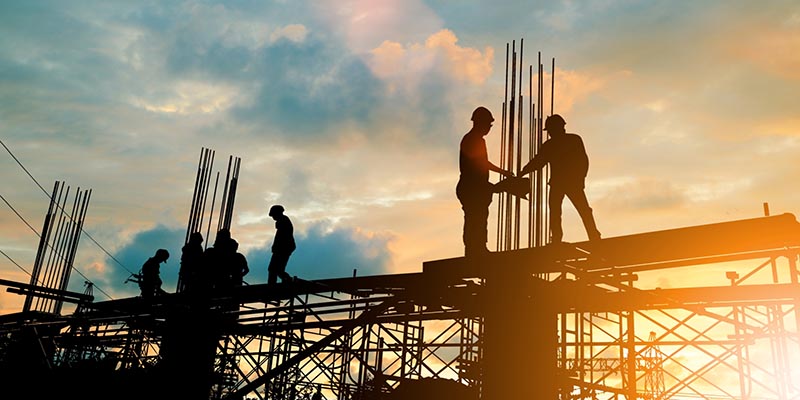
left=0, top=213, right=798, bottom=400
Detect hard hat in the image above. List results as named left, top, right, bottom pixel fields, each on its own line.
left=156, top=248, right=169, bottom=261
left=471, top=106, right=494, bottom=123
left=216, top=229, right=231, bottom=240
left=269, top=205, right=285, bottom=216
left=543, top=114, right=566, bottom=130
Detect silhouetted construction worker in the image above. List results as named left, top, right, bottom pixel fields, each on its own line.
left=219, top=238, right=249, bottom=313
left=520, top=114, right=601, bottom=243
left=457, top=106, right=515, bottom=257
left=139, top=249, right=169, bottom=298
left=267, top=204, right=296, bottom=284
left=203, top=229, right=234, bottom=291
left=229, top=239, right=249, bottom=287
left=178, top=231, right=204, bottom=293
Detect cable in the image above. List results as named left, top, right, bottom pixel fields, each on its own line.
left=1, top=247, right=112, bottom=301
left=0, top=139, right=123, bottom=301
left=0, top=138, right=133, bottom=275
left=0, top=139, right=49, bottom=195
left=3, top=194, right=110, bottom=297
left=0, top=194, right=40, bottom=236
left=69, top=264, right=113, bottom=301
left=0, top=249, right=31, bottom=275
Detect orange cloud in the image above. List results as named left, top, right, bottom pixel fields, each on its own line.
left=753, top=116, right=800, bottom=139
left=368, top=29, right=494, bottom=91
left=538, top=68, right=607, bottom=113
left=727, top=21, right=800, bottom=80
left=269, top=24, right=308, bottom=43
left=424, top=29, right=494, bottom=84
left=311, top=0, right=442, bottom=53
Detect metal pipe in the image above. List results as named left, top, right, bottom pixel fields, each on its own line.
left=497, top=42, right=509, bottom=252
left=205, top=172, right=220, bottom=251
left=199, top=149, right=216, bottom=236
left=186, top=148, right=204, bottom=243
left=24, top=181, right=58, bottom=312
left=528, top=64, right=534, bottom=248
left=505, top=42, right=517, bottom=251
left=218, top=155, right=233, bottom=233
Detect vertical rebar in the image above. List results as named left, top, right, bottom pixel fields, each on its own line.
left=513, top=39, right=524, bottom=249
left=218, top=155, right=233, bottom=233
left=528, top=64, right=535, bottom=248
left=540, top=60, right=549, bottom=244
left=205, top=172, right=220, bottom=251
left=199, top=149, right=216, bottom=238
left=505, top=41, right=517, bottom=251
left=186, top=148, right=204, bottom=243
left=551, top=57, right=556, bottom=116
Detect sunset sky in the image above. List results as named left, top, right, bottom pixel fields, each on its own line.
left=1, top=0, right=799, bottom=313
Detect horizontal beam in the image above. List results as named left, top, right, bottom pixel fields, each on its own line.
left=553, top=282, right=800, bottom=312
left=424, top=213, right=800, bottom=279
left=0, top=278, right=93, bottom=302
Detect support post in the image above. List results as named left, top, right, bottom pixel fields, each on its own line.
left=482, top=260, right=557, bottom=399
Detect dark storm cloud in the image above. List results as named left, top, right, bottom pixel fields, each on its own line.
left=98, top=220, right=391, bottom=296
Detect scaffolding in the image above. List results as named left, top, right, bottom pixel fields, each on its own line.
left=0, top=211, right=797, bottom=399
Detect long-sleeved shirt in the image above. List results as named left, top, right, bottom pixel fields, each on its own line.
left=521, top=133, right=589, bottom=189
left=272, top=215, right=296, bottom=254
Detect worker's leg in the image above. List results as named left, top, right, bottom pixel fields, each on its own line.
left=567, top=188, right=601, bottom=241
left=267, top=253, right=286, bottom=285
left=269, top=252, right=293, bottom=283
left=461, top=204, right=490, bottom=256
left=548, top=187, right=566, bottom=243
left=278, top=254, right=294, bottom=282
left=458, top=182, right=492, bottom=257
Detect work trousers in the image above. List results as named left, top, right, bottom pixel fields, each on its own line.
left=456, top=179, right=493, bottom=257
left=268, top=252, right=293, bottom=284
left=549, top=185, right=601, bottom=243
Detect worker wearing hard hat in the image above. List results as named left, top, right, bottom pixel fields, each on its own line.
left=519, top=114, right=601, bottom=244
left=456, top=106, right=516, bottom=257
left=267, top=204, right=296, bottom=285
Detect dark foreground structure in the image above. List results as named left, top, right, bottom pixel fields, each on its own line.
left=1, top=212, right=799, bottom=400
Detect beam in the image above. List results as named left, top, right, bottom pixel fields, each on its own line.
left=423, top=213, right=800, bottom=279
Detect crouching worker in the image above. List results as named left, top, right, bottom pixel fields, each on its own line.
left=139, top=248, right=170, bottom=298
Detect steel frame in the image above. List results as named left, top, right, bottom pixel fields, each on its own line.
left=1, top=215, right=799, bottom=400
left=557, top=251, right=800, bottom=399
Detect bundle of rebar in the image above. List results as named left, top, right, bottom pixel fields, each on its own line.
left=178, top=147, right=241, bottom=292
left=23, top=181, right=91, bottom=314
left=496, top=39, right=556, bottom=251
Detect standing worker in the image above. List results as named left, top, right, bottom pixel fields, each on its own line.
left=456, top=106, right=517, bottom=257
left=229, top=239, right=249, bottom=287
left=519, top=114, right=601, bottom=244
left=139, top=248, right=169, bottom=298
left=267, top=204, right=296, bottom=285
left=178, top=232, right=204, bottom=293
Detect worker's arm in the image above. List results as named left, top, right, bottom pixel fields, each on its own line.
left=488, top=162, right=514, bottom=178
left=519, top=153, right=547, bottom=176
